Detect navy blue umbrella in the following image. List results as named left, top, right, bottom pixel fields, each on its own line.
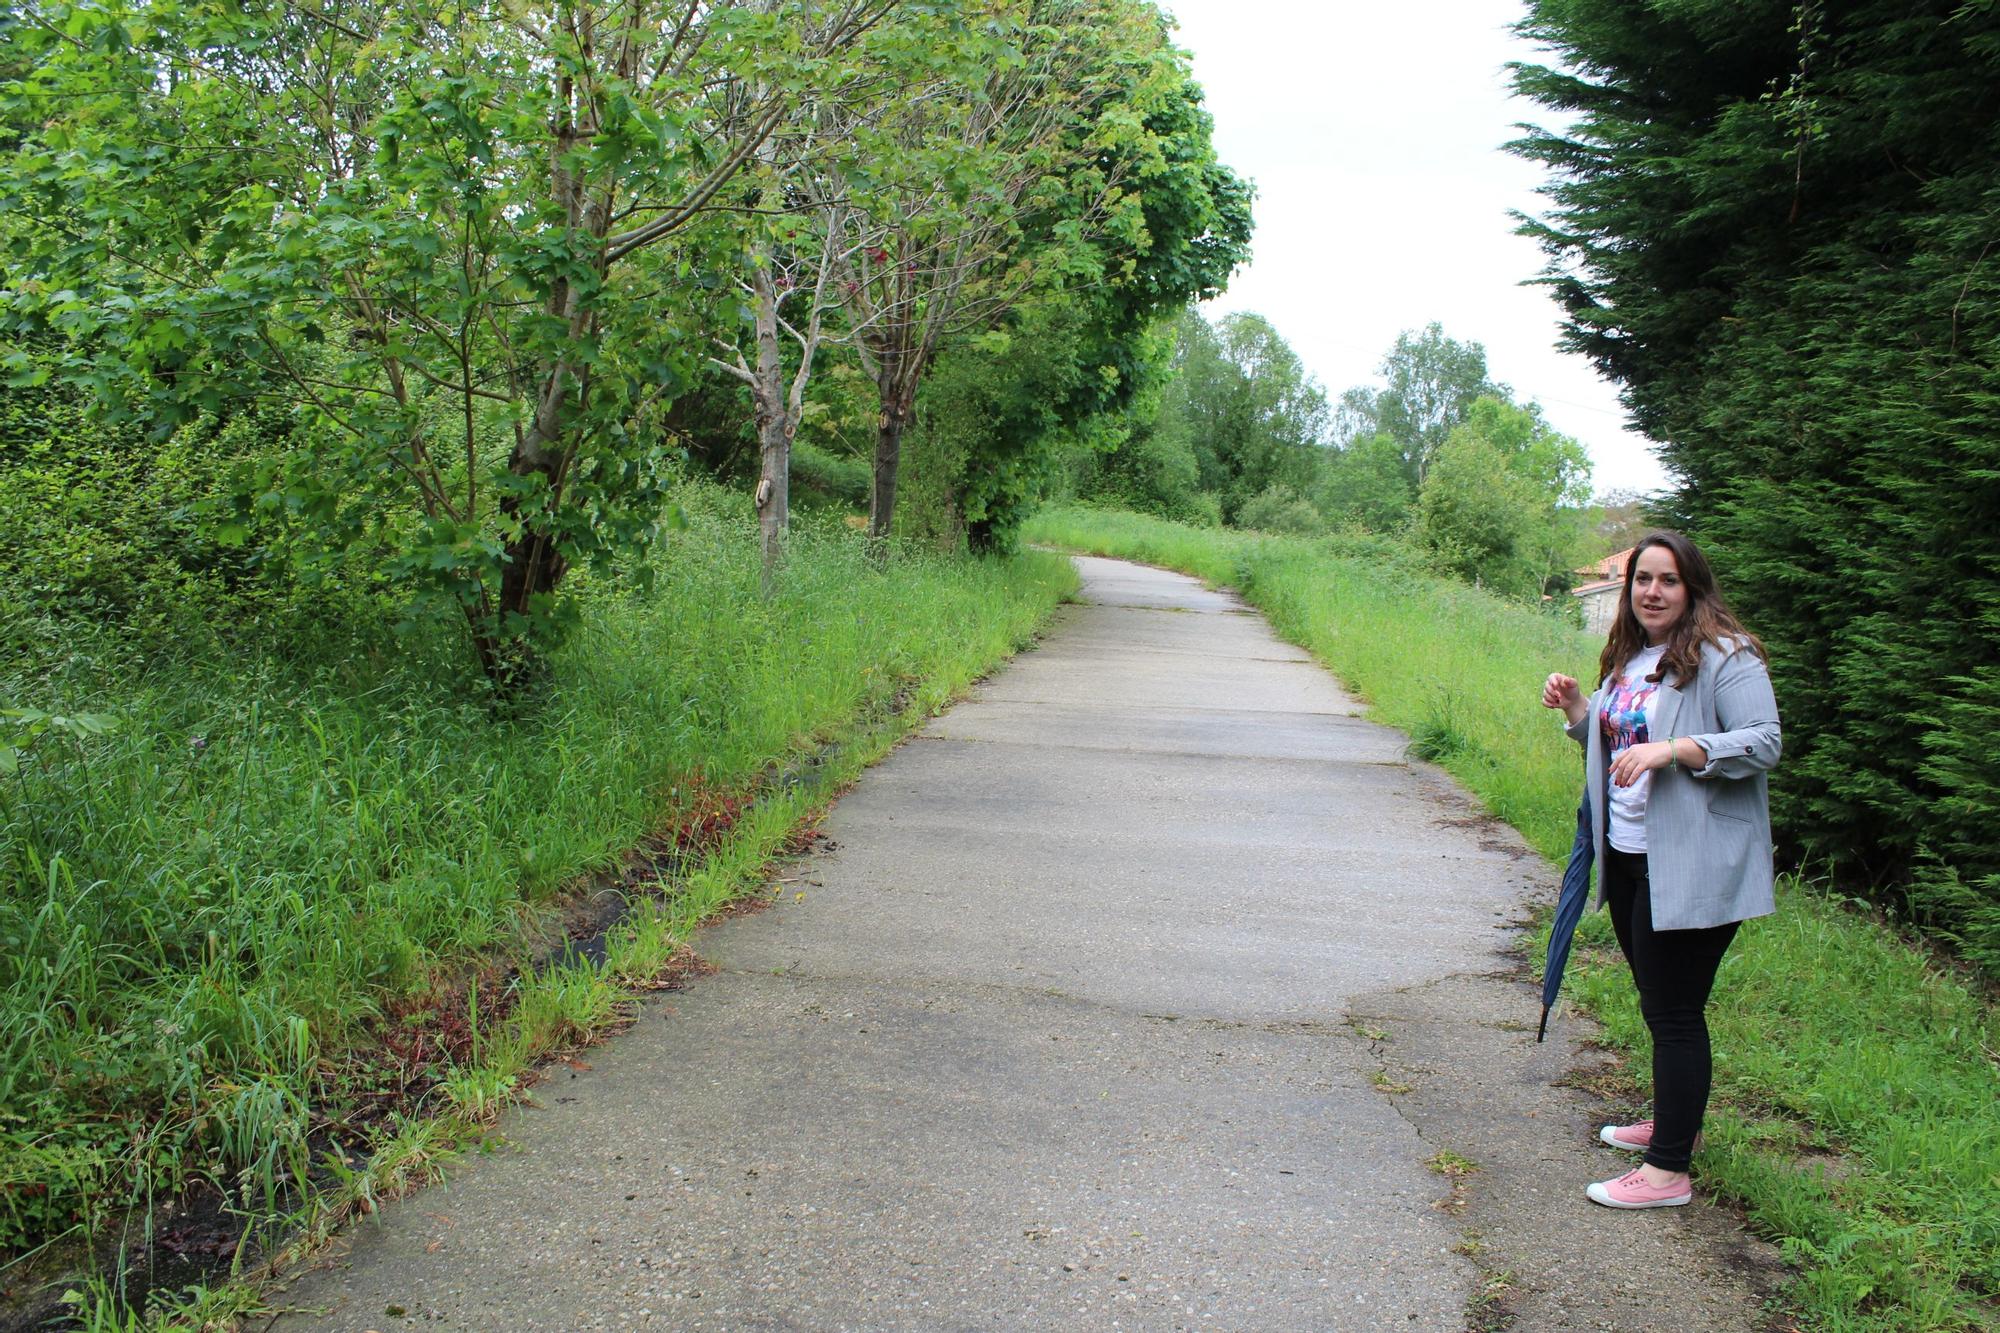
left=1538, top=790, right=1595, bottom=1042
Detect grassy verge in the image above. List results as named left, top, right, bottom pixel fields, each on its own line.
left=1027, top=504, right=2000, bottom=1332
left=1, top=485, right=1076, bottom=1324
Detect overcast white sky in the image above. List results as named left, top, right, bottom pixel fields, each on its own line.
left=1162, top=0, right=1672, bottom=495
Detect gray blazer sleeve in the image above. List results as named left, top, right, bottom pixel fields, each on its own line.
left=1565, top=710, right=1591, bottom=747
left=1684, top=649, right=1782, bottom=779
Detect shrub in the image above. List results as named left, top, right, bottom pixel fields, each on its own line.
left=789, top=442, right=870, bottom=511
left=1235, top=484, right=1323, bottom=537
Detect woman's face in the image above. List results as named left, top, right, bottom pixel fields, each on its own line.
left=1631, top=544, right=1689, bottom=644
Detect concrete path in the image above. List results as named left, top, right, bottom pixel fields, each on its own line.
left=272, top=557, right=1778, bottom=1332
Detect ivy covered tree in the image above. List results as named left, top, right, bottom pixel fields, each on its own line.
left=1511, top=0, right=2000, bottom=944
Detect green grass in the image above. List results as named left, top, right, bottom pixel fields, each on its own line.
left=0, top=483, right=1075, bottom=1312
left=1027, top=504, right=2000, bottom=1332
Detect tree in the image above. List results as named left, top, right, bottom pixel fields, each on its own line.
left=1060, top=320, right=1215, bottom=524
left=817, top=2, right=1083, bottom=543
left=1318, top=431, right=1414, bottom=532
left=893, top=304, right=1092, bottom=548
left=707, top=158, right=869, bottom=587
left=1213, top=312, right=1331, bottom=509
left=825, top=0, right=1249, bottom=549
left=1510, top=0, right=2000, bottom=933
left=1416, top=429, right=1539, bottom=590
left=1414, top=395, right=1592, bottom=598
left=1591, top=488, right=1656, bottom=554
left=943, top=5, right=1251, bottom=551
left=2, top=0, right=921, bottom=684
left=1145, top=308, right=1326, bottom=526
left=1338, top=323, right=1504, bottom=487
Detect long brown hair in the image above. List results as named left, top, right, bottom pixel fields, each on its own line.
left=1597, top=531, right=1765, bottom=685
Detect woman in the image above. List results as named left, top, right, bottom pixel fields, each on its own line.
left=1540, top=532, right=1781, bottom=1209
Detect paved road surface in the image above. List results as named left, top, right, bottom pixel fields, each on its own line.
left=273, top=556, right=1777, bottom=1332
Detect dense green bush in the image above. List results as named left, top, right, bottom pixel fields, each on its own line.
left=896, top=312, right=1097, bottom=554
left=1234, top=484, right=1322, bottom=537
left=1513, top=0, right=2000, bottom=954
left=1056, top=363, right=1220, bottom=527
left=0, top=378, right=310, bottom=649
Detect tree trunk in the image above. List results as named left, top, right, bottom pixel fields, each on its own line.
left=498, top=523, right=569, bottom=622
left=869, top=406, right=908, bottom=543
left=486, top=353, right=577, bottom=690
left=749, top=261, right=791, bottom=593
left=754, top=422, right=791, bottom=594
left=491, top=517, right=568, bottom=690
left=869, top=351, right=913, bottom=543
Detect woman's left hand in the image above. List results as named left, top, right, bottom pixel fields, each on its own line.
left=1610, top=741, right=1673, bottom=788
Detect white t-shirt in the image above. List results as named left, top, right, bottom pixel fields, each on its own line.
left=1600, top=644, right=1666, bottom=853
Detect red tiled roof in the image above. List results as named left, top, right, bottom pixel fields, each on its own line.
left=1577, top=546, right=1636, bottom=583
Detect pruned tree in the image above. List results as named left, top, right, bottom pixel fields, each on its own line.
left=706, top=203, right=849, bottom=588
left=819, top=0, right=1138, bottom=542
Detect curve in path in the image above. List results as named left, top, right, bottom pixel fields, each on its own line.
left=271, top=556, right=1762, bottom=1332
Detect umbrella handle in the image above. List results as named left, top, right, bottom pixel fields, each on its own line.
left=1537, top=1005, right=1550, bottom=1043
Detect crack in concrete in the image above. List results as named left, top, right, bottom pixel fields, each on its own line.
left=1342, top=960, right=1788, bottom=1333
left=950, top=697, right=1367, bottom=718
left=703, top=961, right=1372, bottom=1040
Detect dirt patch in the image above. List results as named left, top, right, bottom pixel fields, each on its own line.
left=1431, top=813, right=1541, bottom=862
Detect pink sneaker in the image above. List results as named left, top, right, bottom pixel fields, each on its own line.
left=1599, top=1120, right=1653, bottom=1150
left=1587, top=1167, right=1692, bottom=1209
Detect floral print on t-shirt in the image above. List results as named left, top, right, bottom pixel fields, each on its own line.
left=1601, top=671, right=1658, bottom=754
left=1601, top=643, right=1665, bottom=852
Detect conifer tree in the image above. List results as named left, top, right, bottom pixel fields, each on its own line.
left=1512, top=0, right=2000, bottom=947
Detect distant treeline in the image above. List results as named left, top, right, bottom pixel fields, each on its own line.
left=1511, top=0, right=2000, bottom=961
left=1061, top=310, right=1605, bottom=606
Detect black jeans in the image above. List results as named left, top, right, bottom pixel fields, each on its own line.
left=1602, top=847, right=1738, bottom=1173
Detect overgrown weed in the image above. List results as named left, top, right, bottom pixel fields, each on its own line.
left=0, top=483, right=1075, bottom=1312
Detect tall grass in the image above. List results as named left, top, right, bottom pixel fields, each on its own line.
left=0, top=486, right=1074, bottom=1288
left=1027, top=504, right=2000, bottom=1332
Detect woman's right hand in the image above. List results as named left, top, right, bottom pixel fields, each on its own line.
left=1542, top=673, right=1586, bottom=725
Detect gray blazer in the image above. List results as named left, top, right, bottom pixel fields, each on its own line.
left=1565, top=640, right=1783, bottom=930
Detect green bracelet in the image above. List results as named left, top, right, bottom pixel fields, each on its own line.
left=1667, top=735, right=1679, bottom=770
